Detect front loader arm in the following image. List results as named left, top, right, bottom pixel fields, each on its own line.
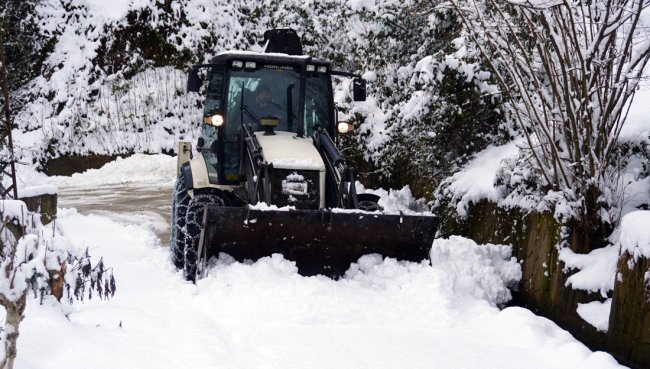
left=314, top=130, right=359, bottom=209
left=240, top=123, right=272, bottom=204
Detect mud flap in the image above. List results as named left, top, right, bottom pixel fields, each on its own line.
left=200, top=206, right=439, bottom=277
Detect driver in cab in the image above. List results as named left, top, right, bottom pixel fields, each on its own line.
left=253, top=84, right=284, bottom=127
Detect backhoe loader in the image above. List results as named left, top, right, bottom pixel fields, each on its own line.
left=171, top=29, right=438, bottom=281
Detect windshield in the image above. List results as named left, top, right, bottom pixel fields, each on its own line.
left=225, top=66, right=332, bottom=137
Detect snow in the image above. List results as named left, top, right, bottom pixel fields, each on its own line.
left=45, top=154, right=176, bottom=187
left=577, top=299, right=612, bottom=333
left=352, top=96, right=392, bottom=160
left=248, top=203, right=296, bottom=211
left=0, top=200, right=30, bottom=247
left=85, top=0, right=137, bottom=21
left=620, top=51, right=650, bottom=141
left=559, top=211, right=650, bottom=331
left=0, top=200, right=29, bottom=223
left=559, top=245, right=619, bottom=295
left=270, top=158, right=324, bottom=170
left=0, top=200, right=95, bottom=310
left=620, top=154, right=650, bottom=216
left=18, top=185, right=58, bottom=198
left=557, top=212, right=650, bottom=332
left=14, top=1, right=202, bottom=164
left=429, top=236, right=521, bottom=305
left=443, top=142, right=520, bottom=217
left=361, top=184, right=433, bottom=215
left=362, top=70, right=377, bottom=82
left=619, top=210, right=650, bottom=260
left=14, top=208, right=626, bottom=369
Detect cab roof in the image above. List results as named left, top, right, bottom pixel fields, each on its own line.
left=210, top=51, right=331, bottom=68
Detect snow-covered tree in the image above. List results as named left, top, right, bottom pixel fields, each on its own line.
left=0, top=0, right=50, bottom=115
left=265, top=1, right=509, bottom=196
left=357, top=4, right=508, bottom=197
left=0, top=201, right=115, bottom=369
left=1, top=1, right=49, bottom=196
left=453, top=0, right=650, bottom=237
left=0, top=1, right=48, bottom=95
left=10, top=0, right=511, bottom=198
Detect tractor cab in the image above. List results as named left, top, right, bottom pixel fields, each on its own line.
left=189, top=52, right=339, bottom=186
left=187, top=29, right=366, bottom=192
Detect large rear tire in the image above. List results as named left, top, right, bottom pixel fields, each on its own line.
left=184, top=192, right=224, bottom=282
left=170, top=177, right=190, bottom=270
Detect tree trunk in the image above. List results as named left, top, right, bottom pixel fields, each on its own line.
left=0, top=19, right=19, bottom=200
left=0, top=293, right=26, bottom=369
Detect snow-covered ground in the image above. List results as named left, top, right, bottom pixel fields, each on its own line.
left=9, top=155, right=627, bottom=369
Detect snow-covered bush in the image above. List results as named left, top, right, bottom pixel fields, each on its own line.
left=452, top=0, right=650, bottom=243
left=0, top=200, right=115, bottom=369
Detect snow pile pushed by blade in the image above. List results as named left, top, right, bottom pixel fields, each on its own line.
left=429, top=236, right=521, bottom=306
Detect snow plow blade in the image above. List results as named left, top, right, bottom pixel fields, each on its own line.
left=198, top=206, right=438, bottom=277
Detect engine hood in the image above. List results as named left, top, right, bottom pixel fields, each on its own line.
left=255, top=131, right=325, bottom=172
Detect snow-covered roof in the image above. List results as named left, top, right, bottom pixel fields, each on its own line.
left=211, top=50, right=330, bottom=66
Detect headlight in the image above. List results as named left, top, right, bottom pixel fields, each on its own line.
left=306, top=64, right=316, bottom=72
left=203, top=114, right=224, bottom=127
left=317, top=66, right=327, bottom=73
left=337, top=121, right=353, bottom=134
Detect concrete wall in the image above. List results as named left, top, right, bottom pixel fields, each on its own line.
left=19, top=193, right=57, bottom=225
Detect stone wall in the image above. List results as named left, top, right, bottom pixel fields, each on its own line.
left=609, top=252, right=650, bottom=366
left=41, top=154, right=129, bottom=176
left=438, top=199, right=647, bottom=368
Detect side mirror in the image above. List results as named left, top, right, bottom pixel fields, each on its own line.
left=352, top=78, right=366, bottom=102
left=187, top=68, right=202, bottom=92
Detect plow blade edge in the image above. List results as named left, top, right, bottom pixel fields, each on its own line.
left=199, top=206, right=439, bottom=277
